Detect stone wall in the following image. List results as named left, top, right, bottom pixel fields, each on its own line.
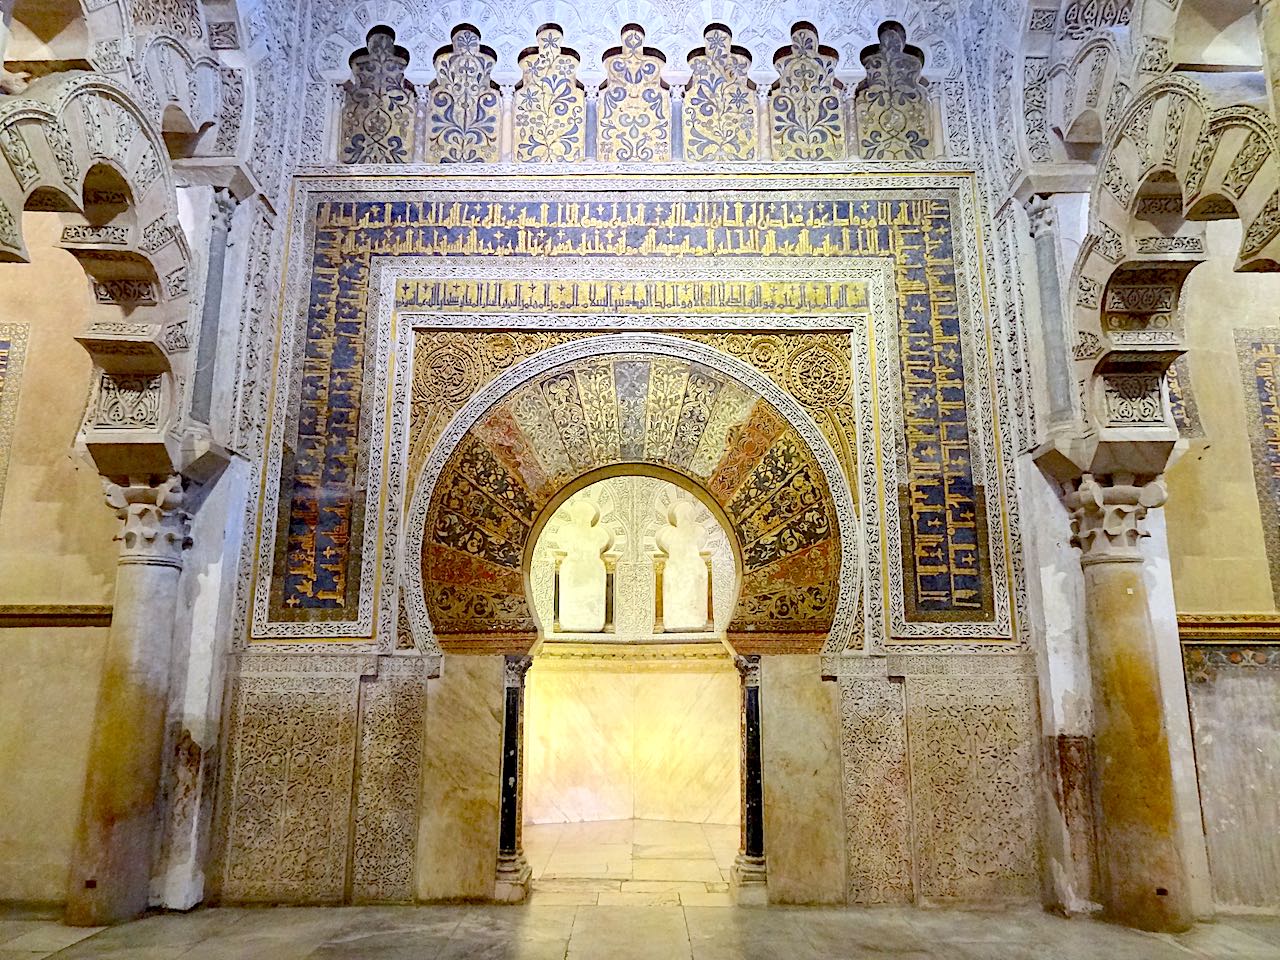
left=0, top=212, right=118, bottom=903
left=1184, top=646, right=1280, bottom=910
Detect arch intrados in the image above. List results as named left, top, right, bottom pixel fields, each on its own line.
left=521, top=462, right=745, bottom=639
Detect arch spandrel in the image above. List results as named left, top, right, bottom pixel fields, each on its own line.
left=412, top=343, right=852, bottom=655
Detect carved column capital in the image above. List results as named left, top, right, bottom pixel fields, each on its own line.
left=103, top=475, right=191, bottom=568
left=1023, top=193, right=1057, bottom=238
left=503, top=654, right=533, bottom=688
left=1065, top=472, right=1167, bottom=565
left=734, top=653, right=761, bottom=687
left=212, top=187, right=237, bottom=231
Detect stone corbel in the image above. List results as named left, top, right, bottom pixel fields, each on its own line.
left=76, top=322, right=178, bottom=477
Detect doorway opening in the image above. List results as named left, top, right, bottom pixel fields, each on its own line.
left=523, top=474, right=742, bottom=905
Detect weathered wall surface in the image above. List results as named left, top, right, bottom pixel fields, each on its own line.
left=1167, top=221, right=1280, bottom=613
left=0, top=213, right=116, bottom=903
left=763, top=656, right=847, bottom=905
left=0, top=626, right=106, bottom=902
left=1184, top=647, right=1280, bottom=910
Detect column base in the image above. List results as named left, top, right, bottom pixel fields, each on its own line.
left=494, top=852, right=531, bottom=903
left=730, top=854, right=767, bottom=906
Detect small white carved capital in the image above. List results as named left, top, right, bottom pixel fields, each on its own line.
left=212, top=187, right=237, bottom=232
left=104, top=474, right=191, bottom=567
left=1065, top=472, right=1167, bottom=565
left=503, top=654, right=532, bottom=687
left=1023, top=194, right=1057, bottom=239
left=734, top=653, right=761, bottom=687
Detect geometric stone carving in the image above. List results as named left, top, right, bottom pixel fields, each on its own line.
left=684, top=25, right=756, bottom=161
left=514, top=25, right=585, bottom=163
left=839, top=675, right=913, bottom=903
left=93, top=373, right=163, bottom=429
left=854, top=22, right=931, bottom=161
left=1100, top=371, right=1166, bottom=426
left=1059, top=0, right=1132, bottom=41
left=598, top=25, right=671, bottom=162
left=341, top=27, right=416, bottom=164
left=770, top=23, right=844, bottom=160
left=352, top=658, right=426, bottom=902
left=426, top=27, right=500, bottom=163
left=905, top=675, right=1040, bottom=899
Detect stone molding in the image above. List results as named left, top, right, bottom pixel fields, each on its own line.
left=1177, top=613, right=1280, bottom=642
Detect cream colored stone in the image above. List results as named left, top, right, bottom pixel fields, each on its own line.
left=0, top=214, right=116, bottom=605
left=0, top=626, right=106, bottom=901
left=558, top=500, right=612, bottom=633
left=632, top=859, right=724, bottom=883
left=1167, top=220, right=1280, bottom=613
left=524, top=658, right=739, bottom=827
left=656, top=502, right=709, bottom=632
left=761, top=656, right=847, bottom=905
left=416, top=655, right=504, bottom=900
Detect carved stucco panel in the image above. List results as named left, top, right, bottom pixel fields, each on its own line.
left=905, top=674, right=1040, bottom=899
left=352, top=659, right=426, bottom=902
left=839, top=674, right=913, bottom=903
left=220, top=672, right=359, bottom=902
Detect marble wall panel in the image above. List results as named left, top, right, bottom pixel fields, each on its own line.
left=416, top=654, right=504, bottom=900
left=905, top=672, right=1040, bottom=901
left=523, top=657, right=739, bottom=826
left=761, top=655, right=847, bottom=904
left=1184, top=646, right=1280, bottom=909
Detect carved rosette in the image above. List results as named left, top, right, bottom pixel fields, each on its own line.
left=1065, top=473, right=1166, bottom=565
left=104, top=475, right=191, bottom=567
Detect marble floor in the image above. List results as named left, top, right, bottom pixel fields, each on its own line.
left=524, top=818, right=738, bottom=906
left=2, top=902, right=1278, bottom=959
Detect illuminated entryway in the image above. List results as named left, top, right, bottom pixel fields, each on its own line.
left=523, top=475, right=742, bottom=903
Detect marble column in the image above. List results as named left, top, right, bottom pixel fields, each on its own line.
left=1066, top=472, right=1193, bottom=932
left=66, top=476, right=191, bottom=925
left=731, top=654, right=766, bottom=903
left=499, top=84, right=515, bottom=162
left=755, top=89, right=772, bottom=161
left=494, top=654, right=532, bottom=902
left=1024, top=195, right=1075, bottom=425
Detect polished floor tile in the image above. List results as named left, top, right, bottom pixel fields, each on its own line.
left=6, top=901, right=1275, bottom=959
left=527, top=818, right=734, bottom=905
